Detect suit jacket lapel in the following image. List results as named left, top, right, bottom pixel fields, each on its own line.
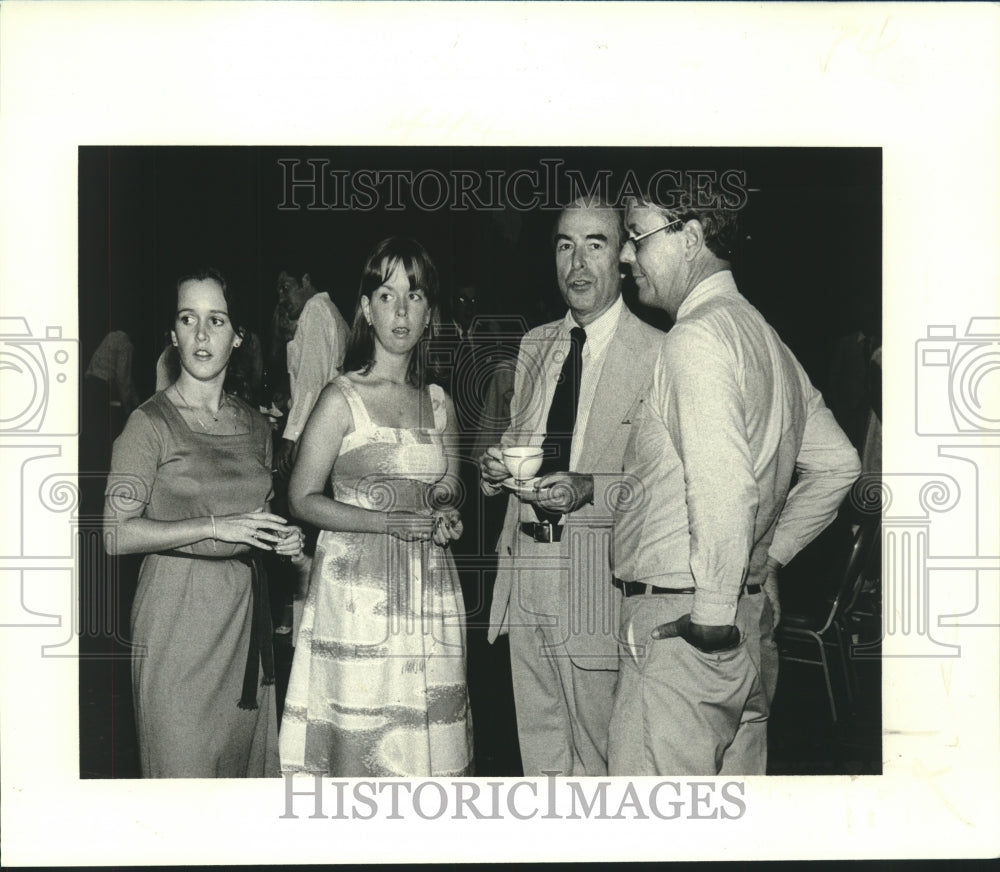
left=577, top=308, right=645, bottom=471
left=507, top=323, right=562, bottom=445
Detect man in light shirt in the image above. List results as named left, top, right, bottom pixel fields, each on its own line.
left=608, top=195, right=861, bottom=775
left=277, top=272, right=351, bottom=474
left=479, top=199, right=664, bottom=776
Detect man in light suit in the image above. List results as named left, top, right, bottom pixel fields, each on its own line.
left=479, top=199, right=663, bottom=776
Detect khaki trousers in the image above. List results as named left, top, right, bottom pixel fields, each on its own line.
left=505, top=534, right=620, bottom=777
left=608, top=590, right=769, bottom=776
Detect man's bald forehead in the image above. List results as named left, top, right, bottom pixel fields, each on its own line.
left=556, top=199, right=625, bottom=249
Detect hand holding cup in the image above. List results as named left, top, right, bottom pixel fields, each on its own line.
left=479, top=445, right=510, bottom=485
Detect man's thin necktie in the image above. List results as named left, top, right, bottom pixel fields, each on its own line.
left=535, top=326, right=586, bottom=525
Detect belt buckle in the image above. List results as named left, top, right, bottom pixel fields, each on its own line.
left=536, top=520, right=553, bottom=543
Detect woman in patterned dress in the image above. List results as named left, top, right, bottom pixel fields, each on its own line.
left=104, top=268, right=304, bottom=777
left=279, top=238, right=473, bottom=777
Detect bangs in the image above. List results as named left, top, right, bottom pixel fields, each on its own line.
left=358, top=236, right=440, bottom=306
left=380, top=254, right=427, bottom=292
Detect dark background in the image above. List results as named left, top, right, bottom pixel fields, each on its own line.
left=78, top=147, right=882, bottom=778
left=79, top=146, right=881, bottom=398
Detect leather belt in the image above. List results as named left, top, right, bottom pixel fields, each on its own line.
left=613, top=577, right=695, bottom=597
left=520, top=521, right=563, bottom=543
left=612, top=577, right=763, bottom=598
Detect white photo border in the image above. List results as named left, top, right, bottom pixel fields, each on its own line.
left=1, top=1, right=998, bottom=864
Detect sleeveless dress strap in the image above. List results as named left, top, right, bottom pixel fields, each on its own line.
left=428, top=383, right=448, bottom=432
left=334, top=376, right=373, bottom=433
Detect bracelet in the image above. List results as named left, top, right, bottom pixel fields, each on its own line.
left=210, top=514, right=218, bottom=551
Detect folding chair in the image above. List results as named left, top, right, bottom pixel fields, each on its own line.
left=778, top=515, right=881, bottom=722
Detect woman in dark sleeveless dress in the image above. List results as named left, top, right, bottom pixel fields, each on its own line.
left=104, top=268, right=304, bottom=778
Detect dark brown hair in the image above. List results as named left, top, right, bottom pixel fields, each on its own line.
left=164, top=267, right=256, bottom=403
left=341, top=237, right=441, bottom=388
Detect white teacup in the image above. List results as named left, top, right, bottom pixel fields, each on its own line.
left=502, top=446, right=544, bottom=481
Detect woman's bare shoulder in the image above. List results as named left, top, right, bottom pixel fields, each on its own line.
left=316, top=378, right=353, bottom=415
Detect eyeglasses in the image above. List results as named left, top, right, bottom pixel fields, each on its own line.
left=626, top=218, right=683, bottom=252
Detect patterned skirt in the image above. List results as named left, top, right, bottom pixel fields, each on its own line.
left=279, top=529, right=473, bottom=776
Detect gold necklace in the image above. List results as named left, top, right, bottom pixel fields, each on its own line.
left=173, top=382, right=226, bottom=432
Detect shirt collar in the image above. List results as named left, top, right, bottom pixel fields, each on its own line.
left=676, top=270, right=739, bottom=320
left=562, top=295, right=624, bottom=357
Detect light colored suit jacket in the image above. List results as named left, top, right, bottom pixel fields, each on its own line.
left=487, top=304, right=664, bottom=667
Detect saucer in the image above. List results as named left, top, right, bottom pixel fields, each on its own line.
left=501, top=476, right=541, bottom=496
